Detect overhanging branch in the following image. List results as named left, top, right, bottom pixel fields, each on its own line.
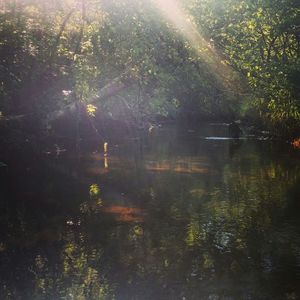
left=45, top=72, right=136, bottom=124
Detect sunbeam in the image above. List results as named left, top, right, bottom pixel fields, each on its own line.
left=152, top=0, right=241, bottom=92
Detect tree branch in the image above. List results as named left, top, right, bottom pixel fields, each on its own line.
left=45, top=72, right=136, bottom=124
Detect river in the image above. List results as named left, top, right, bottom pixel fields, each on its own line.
left=1, top=124, right=300, bottom=299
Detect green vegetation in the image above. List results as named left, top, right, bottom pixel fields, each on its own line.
left=1, top=2, right=300, bottom=297
left=0, top=0, right=299, bottom=136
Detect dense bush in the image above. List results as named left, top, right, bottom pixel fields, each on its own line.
left=0, top=0, right=299, bottom=136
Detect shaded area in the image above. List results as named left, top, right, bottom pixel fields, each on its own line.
left=1, top=125, right=300, bottom=299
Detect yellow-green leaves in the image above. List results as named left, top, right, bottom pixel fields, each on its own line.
left=89, top=184, right=100, bottom=197
left=86, top=104, right=97, bottom=117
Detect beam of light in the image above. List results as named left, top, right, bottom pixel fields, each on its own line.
left=152, top=0, right=242, bottom=92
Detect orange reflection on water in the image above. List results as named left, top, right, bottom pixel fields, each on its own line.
left=292, top=138, right=300, bottom=149
left=102, top=205, right=144, bottom=223
left=146, top=159, right=209, bottom=174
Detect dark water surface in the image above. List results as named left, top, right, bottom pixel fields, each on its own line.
left=1, top=124, right=300, bottom=299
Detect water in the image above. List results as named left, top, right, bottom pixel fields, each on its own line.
left=1, top=124, right=300, bottom=299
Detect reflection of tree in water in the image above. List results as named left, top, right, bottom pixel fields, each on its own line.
left=182, top=153, right=300, bottom=298
left=1, top=138, right=300, bottom=299
left=82, top=146, right=300, bottom=298
left=30, top=232, right=112, bottom=300
left=80, top=142, right=300, bottom=299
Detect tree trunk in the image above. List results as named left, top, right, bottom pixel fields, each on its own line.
left=45, top=73, right=136, bottom=124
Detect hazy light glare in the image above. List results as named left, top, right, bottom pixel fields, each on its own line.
left=153, top=0, right=241, bottom=91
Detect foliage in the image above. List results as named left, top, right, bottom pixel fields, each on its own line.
left=189, top=0, right=300, bottom=134
left=0, top=0, right=299, bottom=135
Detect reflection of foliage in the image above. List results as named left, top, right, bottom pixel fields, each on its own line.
left=80, top=184, right=103, bottom=216
left=30, top=233, right=114, bottom=300
left=1, top=132, right=300, bottom=298
left=89, top=183, right=100, bottom=197
left=292, top=138, right=300, bottom=149
left=186, top=214, right=206, bottom=247
left=93, top=136, right=300, bottom=297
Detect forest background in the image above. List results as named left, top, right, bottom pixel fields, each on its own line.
left=0, top=0, right=299, bottom=138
